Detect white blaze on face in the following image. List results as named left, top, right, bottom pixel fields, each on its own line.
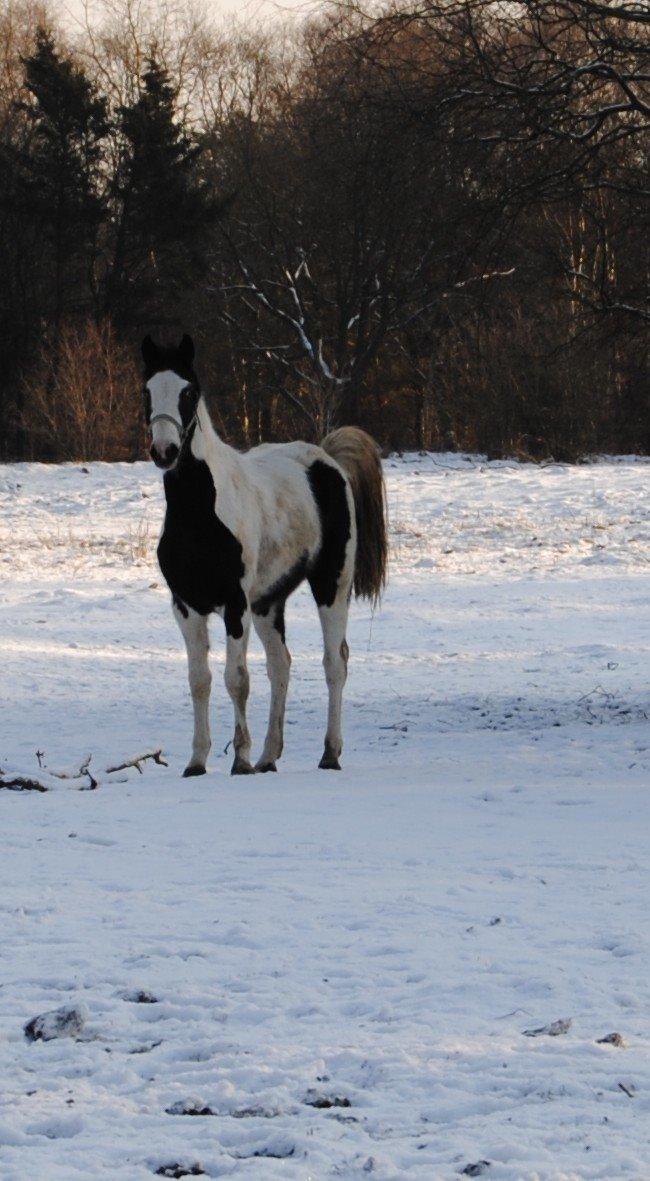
left=147, top=370, right=188, bottom=459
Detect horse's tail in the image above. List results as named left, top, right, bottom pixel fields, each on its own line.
left=321, top=426, right=388, bottom=607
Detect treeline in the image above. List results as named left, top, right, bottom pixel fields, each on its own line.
left=0, top=0, right=647, bottom=462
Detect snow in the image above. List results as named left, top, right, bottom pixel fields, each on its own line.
left=0, top=452, right=649, bottom=1181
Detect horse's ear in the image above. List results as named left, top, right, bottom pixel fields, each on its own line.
left=178, top=334, right=195, bottom=366
left=141, top=335, right=158, bottom=367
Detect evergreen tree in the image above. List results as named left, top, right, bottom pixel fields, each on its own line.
left=17, top=27, right=108, bottom=328
left=108, top=56, right=219, bottom=326
left=0, top=26, right=108, bottom=455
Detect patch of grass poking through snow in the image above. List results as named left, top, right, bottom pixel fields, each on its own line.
left=120, top=988, right=159, bottom=1004
left=155, top=1166, right=205, bottom=1179
left=165, top=1099, right=216, bottom=1117
left=598, top=1032, right=626, bottom=1047
left=24, top=1004, right=87, bottom=1042
left=304, top=1090, right=352, bottom=1109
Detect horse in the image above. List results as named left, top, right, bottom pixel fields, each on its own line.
left=141, top=333, right=387, bottom=777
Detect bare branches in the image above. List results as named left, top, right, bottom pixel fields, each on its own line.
left=6, top=749, right=170, bottom=792
left=50, top=755, right=99, bottom=790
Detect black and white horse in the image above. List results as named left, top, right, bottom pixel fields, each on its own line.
left=142, top=334, right=387, bottom=776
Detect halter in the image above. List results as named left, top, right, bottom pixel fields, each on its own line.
left=150, top=409, right=201, bottom=452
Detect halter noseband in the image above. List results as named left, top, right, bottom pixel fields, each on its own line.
left=150, top=410, right=201, bottom=449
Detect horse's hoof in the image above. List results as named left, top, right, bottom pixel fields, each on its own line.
left=318, top=754, right=341, bottom=771
left=183, top=763, right=206, bottom=777
left=231, top=758, right=255, bottom=776
left=255, top=760, right=277, bottom=773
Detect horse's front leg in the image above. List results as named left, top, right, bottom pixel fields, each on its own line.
left=224, top=604, right=254, bottom=775
left=252, top=603, right=291, bottom=772
left=173, top=601, right=211, bottom=777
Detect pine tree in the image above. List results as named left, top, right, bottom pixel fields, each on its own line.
left=108, top=56, right=219, bottom=326
left=17, top=27, right=108, bottom=328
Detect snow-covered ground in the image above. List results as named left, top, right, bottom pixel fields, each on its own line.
left=0, top=453, right=649, bottom=1181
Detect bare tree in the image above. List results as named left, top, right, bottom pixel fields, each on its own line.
left=21, top=318, right=141, bottom=460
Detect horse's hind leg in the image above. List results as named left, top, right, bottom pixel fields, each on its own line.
left=173, top=601, right=211, bottom=777
left=252, top=604, right=291, bottom=772
left=314, top=586, right=351, bottom=770
left=224, top=606, right=254, bottom=775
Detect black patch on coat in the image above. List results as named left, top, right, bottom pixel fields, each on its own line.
left=142, top=336, right=196, bottom=386
left=172, top=594, right=188, bottom=619
left=251, top=552, right=309, bottom=618
left=158, top=448, right=247, bottom=637
left=273, top=603, right=286, bottom=643
left=306, top=460, right=351, bottom=607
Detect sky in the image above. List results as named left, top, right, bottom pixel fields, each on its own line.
left=61, top=0, right=324, bottom=32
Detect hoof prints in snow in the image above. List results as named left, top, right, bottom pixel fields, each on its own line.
left=436, top=694, right=648, bottom=734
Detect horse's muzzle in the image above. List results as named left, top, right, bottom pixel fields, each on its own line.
left=150, top=442, right=179, bottom=470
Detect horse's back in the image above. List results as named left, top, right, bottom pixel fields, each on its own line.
left=247, top=438, right=341, bottom=476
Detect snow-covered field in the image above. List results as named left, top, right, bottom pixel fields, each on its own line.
left=0, top=453, right=649, bottom=1181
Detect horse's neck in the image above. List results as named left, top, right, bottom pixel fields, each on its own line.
left=190, top=397, right=240, bottom=492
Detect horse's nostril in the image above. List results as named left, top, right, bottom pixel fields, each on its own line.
left=150, top=442, right=178, bottom=469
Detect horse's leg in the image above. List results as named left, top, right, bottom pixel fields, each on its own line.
left=252, top=604, right=291, bottom=772
left=173, top=601, right=211, bottom=777
left=313, top=585, right=351, bottom=770
left=224, top=607, right=254, bottom=775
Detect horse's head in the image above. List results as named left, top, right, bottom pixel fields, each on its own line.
left=141, top=334, right=200, bottom=471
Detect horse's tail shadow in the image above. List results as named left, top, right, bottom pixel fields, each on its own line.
left=321, top=426, right=388, bottom=607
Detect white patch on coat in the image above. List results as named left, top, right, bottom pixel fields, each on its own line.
left=190, top=412, right=356, bottom=608
left=146, top=370, right=188, bottom=455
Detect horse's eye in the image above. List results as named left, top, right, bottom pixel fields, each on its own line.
left=143, top=389, right=152, bottom=425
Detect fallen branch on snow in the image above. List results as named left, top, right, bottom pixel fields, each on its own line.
left=0, top=773, right=48, bottom=792
left=49, top=754, right=98, bottom=790
left=2, top=748, right=169, bottom=794
left=106, top=750, right=168, bottom=774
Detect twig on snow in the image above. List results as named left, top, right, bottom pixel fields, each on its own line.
left=105, top=750, right=168, bottom=775
left=523, top=1018, right=572, bottom=1037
